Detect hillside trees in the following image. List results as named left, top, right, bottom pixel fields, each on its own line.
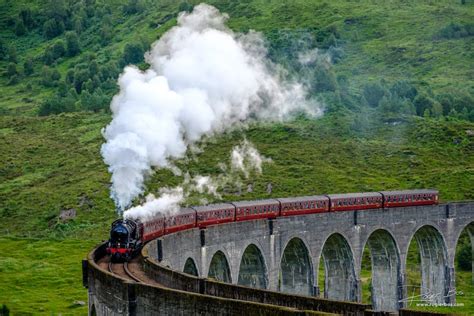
left=66, top=31, right=80, bottom=56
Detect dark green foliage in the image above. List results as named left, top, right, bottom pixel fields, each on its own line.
left=44, top=0, right=68, bottom=23
left=80, top=87, right=109, bottom=112
left=51, top=69, right=61, bottom=81
left=7, top=75, right=19, bottom=86
left=363, top=82, right=388, bottom=107
left=437, top=22, right=474, bottom=39
left=0, top=38, right=7, bottom=60
left=7, top=46, right=17, bottom=63
left=6, top=63, right=17, bottom=77
left=43, top=19, right=64, bottom=39
left=178, top=2, right=194, bottom=13
left=73, top=68, right=89, bottom=93
left=19, top=9, right=34, bottom=29
left=312, top=64, right=338, bottom=93
left=52, top=40, right=66, bottom=59
left=23, top=59, right=34, bottom=76
left=457, top=236, right=472, bottom=271
left=15, top=19, right=27, bottom=36
left=123, top=0, right=144, bottom=15
left=40, top=66, right=60, bottom=87
left=390, top=80, right=418, bottom=101
left=38, top=94, right=75, bottom=116
left=122, top=42, right=145, bottom=65
left=414, top=94, right=436, bottom=117
left=43, top=41, right=65, bottom=65
left=0, top=304, right=9, bottom=316
left=65, top=31, right=80, bottom=57
left=66, top=69, right=74, bottom=84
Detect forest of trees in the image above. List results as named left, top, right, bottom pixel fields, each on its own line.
left=0, top=0, right=473, bottom=121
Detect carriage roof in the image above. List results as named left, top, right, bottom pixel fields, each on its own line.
left=231, top=199, right=280, bottom=208
left=327, top=192, right=382, bottom=199
left=277, top=195, right=328, bottom=204
left=379, top=189, right=438, bottom=196
left=192, top=203, right=235, bottom=212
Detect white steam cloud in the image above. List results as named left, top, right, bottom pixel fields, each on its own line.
left=124, top=140, right=270, bottom=220
left=102, top=4, right=321, bottom=214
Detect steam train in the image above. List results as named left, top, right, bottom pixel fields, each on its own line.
left=106, top=189, right=438, bottom=261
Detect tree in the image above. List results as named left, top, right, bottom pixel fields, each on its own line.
left=88, top=60, right=99, bottom=77
left=311, top=64, right=338, bottom=93
left=23, top=58, right=34, bottom=76
left=73, top=68, right=89, bottom=93
left=41, top=66, right=54, bottom=87
left=457, top=243, right=472, bottom=270
left=65, top=31, right=80, bottom=57
left=8, top=75, right=19, bottom=85
left=123, top=0, right=143, bottom=15
left=6, top=63, right=17, bottom=77
left=52, top=40, right=66, bottom=59
left=39, top=95, right=70, bottom=116
left=66, top=69, right=75, bottom=84
left=122, top=42, right=144, bottom=65
left=15, top=19, right=27, bottom=36
left=19, top=9, right=34, bottom=29
left=390, top=80, right=417, bottom=100
left=43, top=19, right=64, bottom=39
left=363, top=82, right=388, bottom=107
left=431, top=101, right=443, bottom=118
left=0, top=38, right=7, bottom=60
left=51, top=68, right=61, bottom=81
left=414, top=94, right=435, bottom=116
left=44, top=0, right=68, bottom=23
left=7, top=46, right=17, bottom=63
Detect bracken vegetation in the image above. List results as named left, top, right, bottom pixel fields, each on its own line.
left=0, top=0, right=473, bottom=314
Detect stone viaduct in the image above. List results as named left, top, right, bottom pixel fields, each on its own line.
left=85, top=201, right=474, bottom=314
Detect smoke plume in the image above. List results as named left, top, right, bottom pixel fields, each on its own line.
left=124, top=140, right=270, bottom=219
left=102, top=4, right=320, bottom=214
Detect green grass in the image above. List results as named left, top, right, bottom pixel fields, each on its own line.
left=0, top=237, right=98, bottom=315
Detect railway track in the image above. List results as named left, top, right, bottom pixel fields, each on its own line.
left=105, top=259, right=142, bottom=282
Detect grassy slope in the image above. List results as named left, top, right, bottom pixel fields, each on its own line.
left=0, top=0, right=473, bottom=314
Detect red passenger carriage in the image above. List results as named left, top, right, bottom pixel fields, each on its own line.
left=380, top=189, right=438, bottom=208
left=278, top=195, right=329, bottom=216
left=232, top=199, right=280, bottom=221
left=164, top=207, right=196, bottom=234
left=327, top=192, right=383, bottom=212
left=194, top=203, right=236, bottom=228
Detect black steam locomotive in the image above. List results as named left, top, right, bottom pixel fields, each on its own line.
left=106, top=219, right=142, bottom=262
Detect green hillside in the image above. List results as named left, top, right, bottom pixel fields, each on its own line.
left=0, top=0, right=473, bottom=314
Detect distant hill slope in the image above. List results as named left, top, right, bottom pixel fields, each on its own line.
left=0, top=0, right=473, bottom=237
